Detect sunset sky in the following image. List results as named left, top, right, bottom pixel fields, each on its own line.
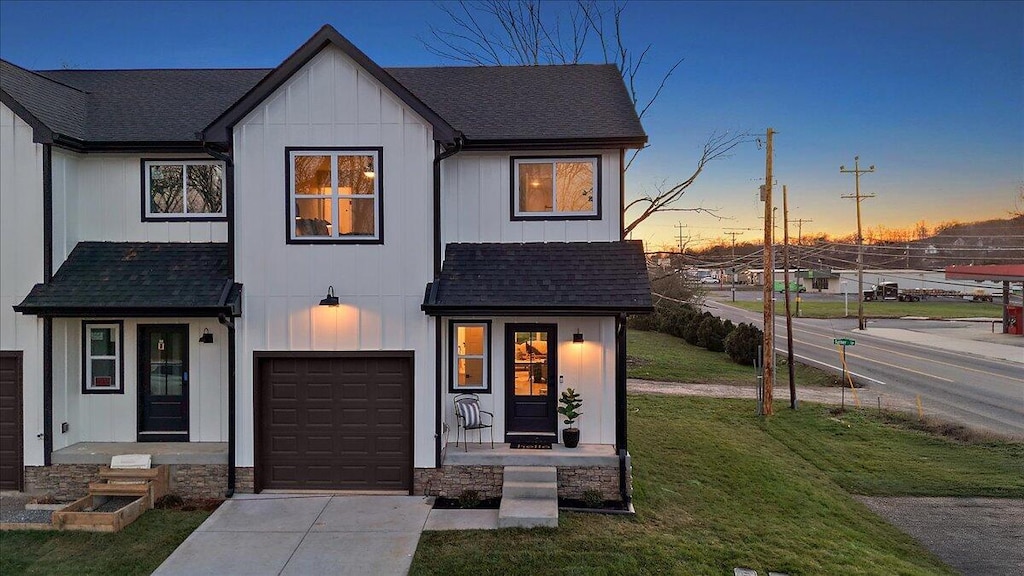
left=1, top=1, right=1020, bottom=249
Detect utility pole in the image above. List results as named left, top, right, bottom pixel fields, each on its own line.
left=724, top=231, right=743, bottom=302
left=840, top=156, right=876, bottom=331
left=782, top=185, right=797, bottom=409
left=790, top=217, right=812, bottom=317
left=761, top=128, right=775, bottom=416
left=675, top=222, right=688, bottom=254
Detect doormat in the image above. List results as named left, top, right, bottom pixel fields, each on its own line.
left=509, top=442, right=552, bottom=450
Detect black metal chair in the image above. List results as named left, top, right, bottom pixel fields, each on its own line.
left=453, top=393, right=494, bottom=451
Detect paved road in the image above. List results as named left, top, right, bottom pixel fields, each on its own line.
left=701, top=299, right=1024, bottom=438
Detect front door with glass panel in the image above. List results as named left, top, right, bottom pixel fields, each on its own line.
left=505, top=324, right=558, bottom=440
left=138, top=325, right=189, bottom=441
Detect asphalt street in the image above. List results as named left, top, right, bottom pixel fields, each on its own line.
left=700, top=295, right=1024, bottom=438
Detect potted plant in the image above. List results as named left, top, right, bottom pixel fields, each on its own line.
left=557, top=388, right=583, bottom=448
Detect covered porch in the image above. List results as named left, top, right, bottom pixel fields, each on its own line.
left=443, top=442, right=618, bottom=467
left=51, top=441, right=228, bottom=465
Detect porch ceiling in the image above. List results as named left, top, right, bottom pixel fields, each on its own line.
left=442, top=443, right=618, bottom=467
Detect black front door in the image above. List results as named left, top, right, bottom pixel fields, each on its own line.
left=505, top=324, right=558, bottom=441
left=138, top=325, right=189, bottom=441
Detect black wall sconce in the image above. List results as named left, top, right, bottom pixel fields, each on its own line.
left=199, top=328, right=214, bottom=344
left=572, top=330, right=584, bottom=343
left=319, top=285, right=340, bottom=307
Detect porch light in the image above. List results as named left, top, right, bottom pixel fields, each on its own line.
left=319, top=286, right=340, bottom=307
left=199, top=328, right=214, bottom=344
left=573, top=331, right=584, bottom=343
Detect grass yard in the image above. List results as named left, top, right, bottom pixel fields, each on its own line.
left=0, top=509, right=210, bottom=576
left=727, top=299, right=1002, bottom=319
left=627, top=329, right=839, bottom=386
left=410, top=395, right=1024, bottom=575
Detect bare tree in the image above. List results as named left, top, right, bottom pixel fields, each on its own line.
left=423, top=0, right=749, bottom=237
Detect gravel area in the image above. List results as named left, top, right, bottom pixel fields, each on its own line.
left=90, top=496, right=140, bottom=512
left=0, top=492, right=32, bottom=512
left=0, top=508, right=53, bottom=524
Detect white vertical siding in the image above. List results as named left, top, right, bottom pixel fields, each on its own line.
left=440, top=151, right=622, bottom=250
left=50, top=318, right=228, bottom=445
left=52, top=153, right=228, bottom=269
left=232, top=45, right=437, bottom=468
left=0, top=103, right=46, bottom=466
left=442, top=316, right=617, bottom=447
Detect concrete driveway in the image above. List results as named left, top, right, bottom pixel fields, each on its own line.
left=154, top=494, right=433, bottom=576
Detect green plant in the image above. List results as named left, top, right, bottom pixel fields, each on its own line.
left=724, top=322, right=763, bottom=366
left=581, top=489, right=604, bottom=508
left=457, top=489, right=481, bottom=509
left=557, top=388, right=583, bottom=428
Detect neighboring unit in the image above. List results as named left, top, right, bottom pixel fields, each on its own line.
left=0, top=25, right=651, bottom=504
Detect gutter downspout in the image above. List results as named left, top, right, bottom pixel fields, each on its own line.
left=42, top=144, right=53, bottom=466
left=206, top=142, right=237, bottom=497
left=218, top=313, right=236, bottom=498
left=432, top=137, right=463, bottom=467
left=615, top=313, right=630, bottom=506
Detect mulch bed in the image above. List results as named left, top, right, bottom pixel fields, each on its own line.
left=432, top=497, right=501, bottom=510
left=558, top=498, right=629, bottom=511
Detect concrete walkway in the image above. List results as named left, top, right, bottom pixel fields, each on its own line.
left=154, top=494, right=432, bottom=576
left=857, top=496, right=1024, bottom=576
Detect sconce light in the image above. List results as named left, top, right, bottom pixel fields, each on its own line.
left=199, top=328, right=214, bottom=344
left=319, top=285, right=340, bottom=307
left=572, top=330, right=584, bottom=344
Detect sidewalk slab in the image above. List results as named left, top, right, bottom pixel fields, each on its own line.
left=859, top=327, right=1024, bottom=364
left=153, top=531, right=303, bottom=576
left=424, top=508, right=498, bottom=530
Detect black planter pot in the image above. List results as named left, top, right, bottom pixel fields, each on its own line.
left=562, top=428, right=580, bottom=448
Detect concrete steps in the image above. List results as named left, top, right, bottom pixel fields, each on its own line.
left=498, top=466, right=558, bottom=528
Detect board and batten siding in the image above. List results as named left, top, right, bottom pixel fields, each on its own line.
left=50, top=151, right=228, bottom=270
left=50, top=318, right=228, bottom=447
left=440, top=151, right=622, bottom=249
left=0, top=102, right=45, bottom=465
left=232, top=45, right=437, bottom=468
left=442, top=317, right=616, bottom=447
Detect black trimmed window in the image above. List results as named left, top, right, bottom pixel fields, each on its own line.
left=82, top=321, right=124, bottom=394
left=449, top=320, right=491, bottom=393
left=287, top=147, right=383, bottom=244
left=511, top=156, right=600, bottom=220
left=143, top=160, right=225, bottom=220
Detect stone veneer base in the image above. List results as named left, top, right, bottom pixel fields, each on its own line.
left=413, top=464, right=628, bottom=501
left=25, top=464, right=232, bottom=500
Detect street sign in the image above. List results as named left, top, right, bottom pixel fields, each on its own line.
left=833, top=338, right=856, bottom=346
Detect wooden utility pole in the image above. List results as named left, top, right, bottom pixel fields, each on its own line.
left=782, top=185, right=797, bottom=409
left=724, top=231, right=744, bottom=302
left=675, top=222, right=688, bottom=254
left=791, top=217, right=812, bottom=316
left=840, top=156, right=876, bottom=331
left=762, top=128, right=775, bottom=415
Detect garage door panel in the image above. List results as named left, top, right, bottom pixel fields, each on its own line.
left=0, top=354, right=23, bottom=491
left=258, top=355, right=411, bottom=492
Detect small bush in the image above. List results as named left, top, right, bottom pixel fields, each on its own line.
left=696, top=315, right=729, bottom=352
left=683, top=311, right=711, bottom=345
left=581, top=489, right=604, bottom=509
left=457, top=489, right=481, bottom=509
left=154, top=494, right=184, bottom=509
left=724, top=322, right=763, bottom=366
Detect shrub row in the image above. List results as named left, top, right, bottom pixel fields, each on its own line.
left=629, top=304, right=763, bottom=366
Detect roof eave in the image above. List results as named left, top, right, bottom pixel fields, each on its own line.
left=202, top=24, right=458, bottom=145
left=12, top=304, right=238, bottom=318
left=421, top=303, right=654, bottom=316
left=0, top=89, right=55, bottom=144
left=460, top=136, right=648, bottom=151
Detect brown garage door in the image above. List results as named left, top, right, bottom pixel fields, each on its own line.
left=256, top=353, right=412, bottom=492
left=0, top=352, right=24, bottom=491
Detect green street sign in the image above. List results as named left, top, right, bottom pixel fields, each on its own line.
left=833, top=338, right=856, bottom=346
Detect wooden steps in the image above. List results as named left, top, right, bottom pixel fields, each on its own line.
left=51, top=464, right=169, bottom=532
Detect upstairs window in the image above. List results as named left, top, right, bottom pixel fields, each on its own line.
left=143, top=160, right=225, bottom=220
left=288, top=148, right=382, bottom=244
left=512, top=156, right=600, bottom=220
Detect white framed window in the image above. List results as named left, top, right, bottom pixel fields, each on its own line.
left=143, top=160, right=225, bottom=220
left=83, top=322, right=123, bottom=394
left=287, top=147, right=382, bottom=243
left=511, top=156, right=600, bottom=220
left=450, top=321, right=491, bottom=392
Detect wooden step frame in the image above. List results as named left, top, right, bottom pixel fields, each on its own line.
left=52, top=494, right=149, bottom=533
left=88, top=464, right=170, bottom=506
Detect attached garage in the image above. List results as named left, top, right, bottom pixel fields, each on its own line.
left=254, top=353, right=413, bottom=492
left=0, top=352, right=23, bottom=491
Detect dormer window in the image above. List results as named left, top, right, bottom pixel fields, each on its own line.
left=287, top=147, right=383, bottom=244
left=511, top=156, right=600, bottom=220
left=143, top=160, right=226, bottom=220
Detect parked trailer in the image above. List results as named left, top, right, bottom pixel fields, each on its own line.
left=864, top=282, right=920, bottom=302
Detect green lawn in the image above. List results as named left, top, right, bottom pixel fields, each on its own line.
left=410, top=395, right=1024, bottom=575
left=0, top=509, right=210, bottom=576
left=728, top=299, right=1002, bottom=319
left=627, top=329, right=839, bottom=386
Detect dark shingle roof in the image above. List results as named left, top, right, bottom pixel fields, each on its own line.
left=389, top=64, right=645, bottom=143
left=2, top=53, right=645, bottom=146
left=14, top=242, right=241, bottom=317
left=422, top=241, right=652, bottom=314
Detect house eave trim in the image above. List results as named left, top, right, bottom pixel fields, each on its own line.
left=421, top=305, right=653, bottom=317
left=13, top=306, right=240, bottom=318
left=460, top=136, right=647, bottom=151
left=0, top=89, right=55, bottom=144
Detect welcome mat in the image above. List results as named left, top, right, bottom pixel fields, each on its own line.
left=509, top=442, right=552, bottom=450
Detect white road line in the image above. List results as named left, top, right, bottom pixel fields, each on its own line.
left=778, top=349, right=889, bottom=387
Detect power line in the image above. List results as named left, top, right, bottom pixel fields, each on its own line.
left=840, top=156, right=876, bottom=330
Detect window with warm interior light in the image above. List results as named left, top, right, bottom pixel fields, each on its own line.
left=143, top=160, right=225, bottom=220
left=511, top=156, right=600, bottom=219
left=83, top=322, right=123, bottom=394
left=287, top=148, right=382, bottom=243
left=451, top=321, right=490, bottom=392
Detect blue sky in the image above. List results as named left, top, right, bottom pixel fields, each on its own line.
left=1, top=0, right=1020, bottom=248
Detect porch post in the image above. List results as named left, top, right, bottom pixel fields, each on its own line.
left=43, top=317, right=52, bottom=466
left=615, top=314, right=627, bottom=451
